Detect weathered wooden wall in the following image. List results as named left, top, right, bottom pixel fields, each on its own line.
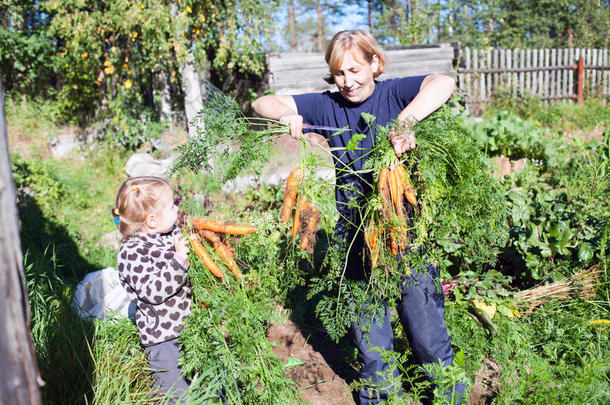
left=267, top=43, right=458, bottom=95
left=0, top=71, right=41, bottom=405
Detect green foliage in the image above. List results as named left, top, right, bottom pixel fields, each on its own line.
left=465, top=111, right=566, bottom=168
left=485, top=96, right=610, bottom=133
left=172, top=95, right=283, bottom=182
left=11, top=154, right=65, bottom=211
left=409, top=106, right=509, bottom=272
left=0, top=1, right=56, bottom=94
left=307, top=105, right=509, bottom=342
left=180, top=215, right=301, bottom=403
left=445, top=296, right=610, bottom=404
left=463, top=111, right=609, bottom=281
left=368, top=0, right=609, bottom=48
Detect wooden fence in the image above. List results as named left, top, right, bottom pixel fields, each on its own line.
left=457, top=47, right=610, bottom=104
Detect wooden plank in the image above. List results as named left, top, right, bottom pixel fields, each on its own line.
left=564, top=48, right=570, bottom=98
left=477, top=49, right=485, bottom=102
left=525, top=49, right=531, bottom=96
left=532, top=49, right=537, bottom=96
left=591, top=48, right=598, bottom=96
left=520, top=49, right=525, bottom=96
left=602, top=49, right=610, bottom=96
left=568, top=48, right=576, bottom=96
left=486, top=49, right=492, bottom=101
left=379, top=61, right=455, bottom=80
left=500, top=48, right=506, bottom=93
left=473, top=49, right=479, bottom=104
left=500, top=49, right=514, bottom=94
left=552, top=49, right=557, bottom=100
left=0, top=70, right=42, bottom=405
left=537, top=49, right=542, bottom=96
left=465, top=47, right=471, bottom=98
left=544, top=49, right=550, bottom=104
left=489, top=49, right=500, bottom=94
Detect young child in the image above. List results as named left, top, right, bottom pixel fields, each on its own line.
left=113, top=176, right=191, bottom=403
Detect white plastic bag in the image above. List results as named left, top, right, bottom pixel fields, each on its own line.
left=72, top=267, right=135, bottom=320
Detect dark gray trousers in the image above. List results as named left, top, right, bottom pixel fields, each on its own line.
left=352, top=263, right=466, bottom=404
left=145, top=338, right=191, bottom=404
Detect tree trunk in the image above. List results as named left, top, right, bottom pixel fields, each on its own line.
left=289, top=1, right=296, bottom=51
left=368, top=0, right=372, bottom=30
left=0, top=70, right=42, bottom=405
left=154, top=71, right=173, bottom=122
left=316, top=1, right=323, bottom=52
left=170, top=3, right=203, bottom=138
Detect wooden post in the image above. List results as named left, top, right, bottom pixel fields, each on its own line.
left=577, top=56, right=584, bottom=104
left=0, top=70, right=42, bottom=404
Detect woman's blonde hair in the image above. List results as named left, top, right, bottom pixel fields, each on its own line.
left=324, top=29, right=387, bottom=84
left=112, top=176, right=172, bottom=237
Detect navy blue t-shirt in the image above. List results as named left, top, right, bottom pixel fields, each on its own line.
left=294, top=75, right=426, bottom=219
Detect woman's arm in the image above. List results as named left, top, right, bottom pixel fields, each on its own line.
left=391, top=74, right=456, bottom=155
left=252, top=95, right=304, bottom=139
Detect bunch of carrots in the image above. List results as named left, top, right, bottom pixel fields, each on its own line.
left=279, top=168, right=320, bottom=254
left=364, top=163, right=418, bottom=268
left=190, top=218, right=257, bottom=280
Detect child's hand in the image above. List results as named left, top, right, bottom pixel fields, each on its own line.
left=174, top=234, right=189, bottom=257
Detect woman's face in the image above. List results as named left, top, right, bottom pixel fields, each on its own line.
left=331, top=49, right=379, bottom=104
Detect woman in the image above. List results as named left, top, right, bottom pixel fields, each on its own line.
left=253, top=29, right=465, bottom=404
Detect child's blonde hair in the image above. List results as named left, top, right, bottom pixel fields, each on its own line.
left=113, top=176, right=172, bottom=237
left=324, top=29, right=387, bottom=84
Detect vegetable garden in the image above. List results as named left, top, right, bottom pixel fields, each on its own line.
left=8, top=94, right=610, bottom=404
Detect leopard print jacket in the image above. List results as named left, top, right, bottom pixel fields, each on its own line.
left=117, top=227, right=191, bottom=346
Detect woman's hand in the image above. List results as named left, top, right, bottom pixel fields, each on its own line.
left=174, top=233, right=189, bottom=257
left=280, top=114, right=304, bottom=140
left=390, top=119, right=416, bottom=156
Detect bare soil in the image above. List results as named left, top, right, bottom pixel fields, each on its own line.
left=267, top=320, right=357, bottom=405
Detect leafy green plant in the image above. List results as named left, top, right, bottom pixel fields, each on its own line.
left=11, top=154, right=65, bottom=211
left=465, top=110, right=566, bottom=167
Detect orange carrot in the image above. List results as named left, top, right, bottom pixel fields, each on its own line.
left=389, top=166, right=406, bottom=220
left=378, top=167, right=393, bottom=219
left=192, top=218, right=257, bottom=235
left=198, top=229, right=221, bottom=244
left=213, top=240, right=242, bottom=280
left=280, top=168, right=303, bottom=223
left=300, top=202, right=319, bottom=252
left=395, top=164, right=418, bottom=207
left=291, top=196, right=308, bottom=239
left=190, top=236, right=224, bottom=278
left=365, top=219, right=380, bottom=268
left=388, top=227, right=399, bottom=256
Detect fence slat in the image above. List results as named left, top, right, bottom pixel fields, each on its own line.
left=525, top=49, right=532, bottom=97
left=544, top=49, right=550, bottom=104
left=604, top=49, right=610, bottom=96
left=549, top=48, right=558, bottom=104
left=520, top=49, right=525, bottom=96
left=501, top=49, right=514, bottom=97
left=531, top=49, right=538, bottom=96
left=486, top=49, right=492, bottom=101
left=493, top=49, right=499, bottom=95
left=465, top=47, right=471, bottom=99
left=568, top=48, right=576, bottom=94
left=592, top=48, right=598, bottom=96
left=473, top=49, right=478, bottom=102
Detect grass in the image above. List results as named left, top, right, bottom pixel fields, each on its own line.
left=5, top=93, right=64, bottom=158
